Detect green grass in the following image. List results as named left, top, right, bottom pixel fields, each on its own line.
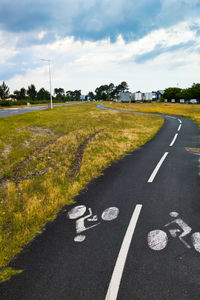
left=0, top=103, right=163, bottom=281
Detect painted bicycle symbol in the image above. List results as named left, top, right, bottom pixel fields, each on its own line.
left=147, top=212, right=200, bottom=252
left=68, top=205, right=119, bottom=242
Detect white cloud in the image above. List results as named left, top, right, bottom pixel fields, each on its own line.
left=38, top=31, right=47, bottom=40
left=2, top=19, right=200, bottom=94
left=0, top=31, right=18, bottom=64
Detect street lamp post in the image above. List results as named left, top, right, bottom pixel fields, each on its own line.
left=41, top=59, right=53, bottom=109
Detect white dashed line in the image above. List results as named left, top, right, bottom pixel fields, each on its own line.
left=148, top=152, right=169, bottom=183
left=177, top=124, right=182, bottom=132
left=105, top=204, right=142, bottom=300
left=170, top=133, right=178, bottom=147
left=178, top=119, right=182, bottom=124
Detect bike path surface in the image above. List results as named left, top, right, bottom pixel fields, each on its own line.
left=0, top=102, right=84, bottom=118
left=0, top=108, right=200, bottom=299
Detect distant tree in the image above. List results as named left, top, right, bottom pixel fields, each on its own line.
left=111, top=81, right=129, bottom=98
left=19, top=88, right=26, bottom=100
left=13, top=90, right=20, bottom=100
left=87, top=91, right=95, bottom=100
left=95, top=84, right=115, bottom=100
left=119, top=81, right=129, bottom=92
left=95, top=85, right=108, bottom=100
left=66, top=90, right=72, bottom=101
left=54, top=88, right=65, bottom=99
left=73, top=90, right=81, bottom=101
left=163, top=87, right=181, bottom=101
left=13, top=87, right=28, bottom=100
left=178, top=88, right=192, bottom=100
left=92, top=81, right=129, bottom=100
left=190, top=83, right=200, bottom=99
left=0, top=81, right=9, bottom=99
left=108, top=83, right=115, bottom=98
left=66, top=90, right=81, bottom=101
left=27, top=84, right=37, bottom=100
left=37, top=88, right=50, bottom=100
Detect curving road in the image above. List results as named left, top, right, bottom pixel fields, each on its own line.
left=0, top=102, right=84, bottom=118
left=0, top=106, right=200, bottom=300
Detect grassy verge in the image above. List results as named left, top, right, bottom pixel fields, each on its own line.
left=103, top=102, right=200, bottom=126
left=0, top=103, right=163, bottom=282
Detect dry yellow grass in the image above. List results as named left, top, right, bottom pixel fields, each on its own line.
left=104, top=102, right=200, bottom=126
left=0, top=103, right=163, bottom=282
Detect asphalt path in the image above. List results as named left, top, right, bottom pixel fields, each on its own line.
left=0, top=105, right=200, bottom=300
left=0, top=102, right=84, bottom=118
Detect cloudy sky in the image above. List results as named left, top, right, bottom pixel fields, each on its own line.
left=1, top=0, right=200, bottom=94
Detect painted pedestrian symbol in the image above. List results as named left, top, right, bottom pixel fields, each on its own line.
left=147, top=212, right=200, bottom=252
left=68, top=205, right=119, bottom=242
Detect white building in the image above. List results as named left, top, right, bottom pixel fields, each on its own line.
left=143, top=92, right=153, bottom=101
left=134, top=92, right=143, bottom=102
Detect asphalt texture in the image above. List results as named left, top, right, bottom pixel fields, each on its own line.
left=0, top=106, right=200, bottom=300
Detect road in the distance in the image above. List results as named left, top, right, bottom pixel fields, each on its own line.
left=0, top=102, right=84, bottom=118
left=0, top=107, right=200, bottom=300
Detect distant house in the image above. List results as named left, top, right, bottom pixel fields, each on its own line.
left=118, top=92, right=132, bottom=102
left=0, top=97, right=17, bottom=102
left=156, top=90, right=164, bottom=100
left=134, top=91, right=143, bottom=102
left=133, top=91, right=153, bottom=102
left=152, top=91, right=157, bottom=101
left=143, top=92, right=153, bottom=101
left=118, top=89, right=164, bottom=103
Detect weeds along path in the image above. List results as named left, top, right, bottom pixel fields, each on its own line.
left=0, top=103, right=163, bottom=282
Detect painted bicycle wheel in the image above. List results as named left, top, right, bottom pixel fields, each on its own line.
left=191, top=232, right=200, bottom=253
left=101, top=207, right=119, bottom=221
left=147, top=230, right=168, bottom=251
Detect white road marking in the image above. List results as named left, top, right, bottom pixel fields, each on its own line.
left=148, top=230, right=168, bottom=251
left=177, top=124, right=182, bottom=131
left=170, top=133, right=178, bottom=146
left=74, top=208, right=100, bottom=235
left=68, top=206, right=120, bottom=242
left=147, top=152, right=169, bottom=183
left=170, top=212, right=179, bottom=217
left=105, top=204, right=142, bottom=300
left=74, top=234, right=86, bottom=242
left=101, top=207, right=119, bottom=221
left=164, top=212, right=192, bottom=248
left=178, top=119, right=182, bottom=124
left=68, top=205, right=86, bottom=219
left=192, top=233, right=200, bottom=252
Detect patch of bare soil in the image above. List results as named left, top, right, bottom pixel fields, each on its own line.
left=69, top=130, right=104, bottom=179
left=0, top=135, right=61, bottom=186
left=17, top=126, right=54, bottom=136
left=0, top=129, right=103, bottom=188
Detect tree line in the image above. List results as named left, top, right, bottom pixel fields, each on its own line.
left=162, top=83, right=200, bottom=101
left=0, top=81, right=129, bottom=105
left=2, top=80, right=199, bottom=106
